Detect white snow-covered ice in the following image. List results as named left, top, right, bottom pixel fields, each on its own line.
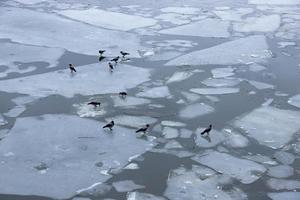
left=179, top=103, right=214, bottom=119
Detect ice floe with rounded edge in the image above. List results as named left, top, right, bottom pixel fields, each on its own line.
left=195, top=128, right=226, bottom=148
left=124, top=163, right=139, bottom=170
left=0, top=114, right=153, bottom=199
left=190, top=87, right=239, bottom=95
left=213, top=8, right=254, bottom=21
left=233, top=106, right=300, bottom=149
left=223, top=130, right=249, bottom=148
left=165, top=166, right=247, bottom=200
left=193, top=151, right=266, bottom=184
left=249, top=0, right=300, bottom=5
left=0, top=63, right=150, bottom=98
left=112, top=96, right=151, bottom=107
left=159, top=18, right=230, bottom=38
left=161, top=121, right=186, bottom=127
left=74, top=103, right=106, bottom=118
left=273, top=151, right=295, bottom=165
left=109, top=115, right=157, bottom=128
left=202, top=78, right=241, bottom=87
left=179, top=103, right=214, bottom=119
left=0, top=42, right=64, bottom=78
left=233, top=14, right=281, bottom=32
left=112, top=180, right=145, bottom=192
left=249, top=63, right=266, bottom=72
left=163, top=127, right=179, bottom=139
left=211, top=67, right=235, bottom=78
left=267, top=178, right=300, bottom=190
left=137, top=86, right=171, bottom=98
left=165, top=35, right=271, bottom=66
left=0, top=114, right=7, bottom=126
left=0, top=7, right=142, bottom=57
left=127, top=191, right=166, bottom=200
left=160, top=7, right=201, bottom=15
left=57, top=8, right=157, bottom=31
left=247, top=80, right=274, bottom=90
left=268, top=192, right=300, bottom=200
left=166, top=71, right=195, bottom=84
left=268, top=165, right=294, bottom=178
left=288, top=94, right=300, bottom=108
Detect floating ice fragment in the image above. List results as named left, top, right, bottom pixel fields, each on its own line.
left=166, top=71, right=194, bottom=84
left=76, top=182, right=112, bottom=197
left=112, top=180, right=145, bottom=192
left=213, top=8, right=253, bottom=21
left=124, top=163, right=139, bottom=170
left=211, top=67, right=235, bottom=78
left=193, top=151, right=266, bottom=184
left=249, top=63, right=267, bottom=72
left=74, top=103, right=106, bottom=118
left=181, top=92, right=201, bottom=103
left=112, top=96, right=151, bottom=107
left=161, top=121, right=186, bottom=127
left=244, top=155, right=277, bottom=165
left=247, top=80, right=274, bottom=90
left=288, top=94, right=300, bottom=108
left=268, top=192, right=300, bottom=200
left=137, top=86, right=171, bottom=98
left=195, top=129, right=226, bottom=148
left=127, top=191, right=166, bottom=200
left=0, top=114, right=7, bottom=126
left=249, top=0, right=300, bottom=5
left=268, top=165, right=294, bottom=178
left=267, top=178, right=300, bottom=190
left=224, top=132, right=249, bottom=148
left=179, top=103, right=214, bottom=119
left=190, top=87, right=239, bottom=95
left=273, top=151, right=295, bottom=165
left=164, top=140, right=183, bottom=149
left=233, top=15, right=281, bottom=32
left=202, top=78, right=240, bottom=87
left=110, top=115, right=157, bottom=128
left=160, top=7, right=201, bottom=15
left=163, top=127, right=179, bottom=139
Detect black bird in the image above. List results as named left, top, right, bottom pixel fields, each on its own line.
left=119, top=92, right=127, bottom=98
left=88, top=101, right=101, bottom=107
left=108, top=62, right=114, bottom=71
left=69, top=64, right=76, bottom=72
left=120, top=51, right=130, bottom=58
left=200, top=124, right=212, bottom=135
left=103, top=121, right=114, bottom=130
left=99, top=56, right=106, bottom=62
left=111, top=56, right=120, bottom=63
left=99, top=50, right=105, bottom=55
left=136, top=124, right=150, bottom=134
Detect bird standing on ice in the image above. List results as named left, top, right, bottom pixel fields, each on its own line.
left=69, top=64, right=76, bottom=73
left=136, top=124, right=150, bottom=135
left=103, top=121, right=114, bottom=131
left=200, top=124, right=212, bottom=135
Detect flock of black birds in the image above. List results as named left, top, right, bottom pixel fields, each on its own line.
left=68, top=50, right=212, bottom=137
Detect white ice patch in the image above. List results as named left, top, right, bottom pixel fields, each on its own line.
left=155, top=13, right=191, bottom=25
left=211, top=67, right=235, bottom=78
left=163, top=127, right=179, bottom=139
left=0, top=114, right=7, bottom=126
left=273, top=151, right=295, bottom=165
left=202, top=78, right=240, bottom=87
left=111, top=115, right=157, bottom=128
left=288, top=94, right=300, bottom=108
left=166, top=71, right=194, bottom=84
left=112, top=180, right=145, bottom=192
left=233, top=106, right=300, bottom=149
left=190, top=87, right=239, bottom=95
left=249, top=63, right=266, bottom=72
left=181, top=91, right=201, bottom=103
left=0, top=114, right=153, bottom=199
left=247, top=80, right=274, bottom=90
left=160, top=7, right=200, bottom=15
left=193, top=151, right=266, bottom=184
left=12, top=0, right=46, bottom=4
left=179, top=103, right=214, bottom=119
left=58, top=8, right=157, bottom=31
left=112, top=96, right=151, bottom=107
left=164, top=140, right=183, bottom=149
left=165, top=35, right=271, bottom=66
left=249, top=0, right=300, bottom=5
left=195, top=129, right=226, bottom=148
left=74, top=103, right=106, bottom=118
left=223, top=132, right=249, bottom=148
left=127, top=192, right=166, bottom=200
left=213, top=8, right=254, bottom=21
left=161, top=121, right=186, bottom=127
left=124, top=163, right=139, bottom=170
left=0, top=42, right=64, bottom=78
left=267, top=178, right=300, bottom=190
left=0, top=7, right=142, bottom=57
left=159, top=18, right=230, bottom=38
left=76, top=182, right=112, bottom=197
left=137, top=86, right=171, bottom=98
left=268, top=165, right=294, bottom=178
left=0, top=63, right=150, bottom=98
left=233, top=15, right=281, bottom=32
left=268, top=192, right=300, bottom=200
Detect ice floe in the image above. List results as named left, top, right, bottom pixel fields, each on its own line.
left=155, top=13, right=191, bottom=25
left=288, top=94, right=300, bottom=108
left=162, top=127, right=179, bottom=139
left=161, top=121, right=186, bottom=127
left=112, top=96, right=151, bottom=107
left=166, top=71, right=194, bottom=84
left=0, top=114, right=7, bottom=126
left=76, top=182, right=112, bottom=197
left=159, top=18, right=230, bottom=38
left=165, top=35, right=271, bottom=66
left=213, top=8, right=253, bottom=21
left=195, top=129, right=225, bottom=148
left=247, top=80, right=274, bottom=90
left=211, top=67, right=235, bottom=78
left=124, top=163, right=139, bottom=170
left=0, top=63, right=150, bottom=98
left=160, top=7, right=201, bottom=15
left=137, top=86, right=171, bottom=98
left=112, top=180, right=144, bottom=192
left=268, top=165, right=294, bottom=178
left=223, top=131, right=249, bottom=148
left=0, top=7, right=142, bottom=56
left=268, top=192, right=300, bottom=200
left=193, top=151, right=266, bottom=184
left=273, top=151, right=295, bottom=165
left=267, top=178, right=300, bottom=190
left=0, top=114, right=153, bottom=199
left=58, top=8, right=157, bottom=31
left=233, top=106, right=300, bottom=149
left=190, top=87, right=239, bottom=95
left=164, top=140, right=183, bottom=149
left=233, top=15, right=281, bottom=32
left=110, top=115, right=157, bottom=128
left=74, top=103, right=106, bottom=118
left=179, top=103, right=214, bottom=119
left=249, top=0, right=300, bottom=5
left=127, top=191, right=166, bottom=200
left=248, top=63, right=266, bottom=72
left=202, top=78, right=240, bottom=87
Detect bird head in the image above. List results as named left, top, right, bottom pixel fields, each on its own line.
left=111, top=121, right=114, bottom=125
left=209, top=124, right=212, bottom=128
left=146, top=124, right=150, bottom=127
left=69, top=64, right=72, bottom=67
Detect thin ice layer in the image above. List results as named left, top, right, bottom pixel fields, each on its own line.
left=0, top=7, right=142, bottom=56
left=165, top=35, right=271, bottom=66
left=0, top=63, right=150, bottom=98
left=0, top=114, right=153, bottom=199
left=233, top=106, right=300, bottom=149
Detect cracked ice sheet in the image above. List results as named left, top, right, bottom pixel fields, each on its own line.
left=193, top=151, right=266, bottom=184
left=110, top=115, right=157, bottom=128
left=213, top=8, right=254, bottom=21
left=233, top=15, right=281, bottom=32
left=57, top=8, right=157, bottom=31
left=164, top=166, right=247, bottom=200
left=0, top=7, right=142, bottom=57
left=233, top=106, right=300, bottom=149
left=112, top=96, right=151, bottom=107
left=0, top=114, right=153, bottom=199
left=0, top=42, right=64, bottom=78
left=159, top=18, right=230, bottom=38
left=0, top=63, right=150, bottom=98
left=165, top=35, right=271, bottom=66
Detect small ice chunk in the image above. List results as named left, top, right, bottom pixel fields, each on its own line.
left=244, top=155, right=277, bottom=165
left=112, top=180, right=145, bottom=192
left=202, top=78, right=240, bottom=87
left=273, top=151, right=295, bottom=165
left=224, top=132, right=249, bottom=148
left=164, top=140, right=183, bottom=149
left=267, top=178, right=300, bottom=190
left=193, top=151, right=266, bottom=184
left=181, top=92, right=201, bottom=103
left=159, top=18, right=230, bottom=38
left=137, top=86, right=171, bottom=98
left=166, top=71, right=194, bottom=84
left=160, top=7, right=201, bottom=15
left=180, top=129, right=193, bottom=138
left=76, top=182, right=112, bottom=197
left=58, top=8, right=157, bottom=31
left=112, top=96, right=151, bottom=107
left=0, top=114, right=7, bottom=126
left=268, top=165, right=294, bottom=178
left=179, top=103, right=214, bottom=119
left=74, top=103, right=106, bottom=118
left=288, top=94, right=300, bottom=108
left=190, top=87, right=239, bottom=95
left=233, top=15, right=281, bottom=32
left=111, top=115, right=157, bottom=128
left=247, top=80, right=274, bottom=90
left=268, top=192, right=300, bottom=200
left=166, top=35, right=270, bottom=66
left=211, top=67, right=235, bottom=78
left=249, top=63, right=266, bottom=72
left=124, top=163, right=139, bottom=170
left=161, top=121, right=186, bottom=127
left=163, top=127, right=179, bottom=139
left=249, top=0, right=300, bottom=5
left=127, top=191, right=166, bottom=200
left=195, top=129, right=226, bottom=148
left=233, top=106, right=300, bottom=149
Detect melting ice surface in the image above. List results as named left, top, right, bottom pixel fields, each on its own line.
left=0, top=63, right=150, bottom=98
left=234, top=106, right=300, bottom=149
left=0, top=114, right=153, bottom=199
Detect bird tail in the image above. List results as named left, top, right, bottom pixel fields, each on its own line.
left=103, top=125, right=108, bottom=128
left=200, top=130, right=206, bottom=135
